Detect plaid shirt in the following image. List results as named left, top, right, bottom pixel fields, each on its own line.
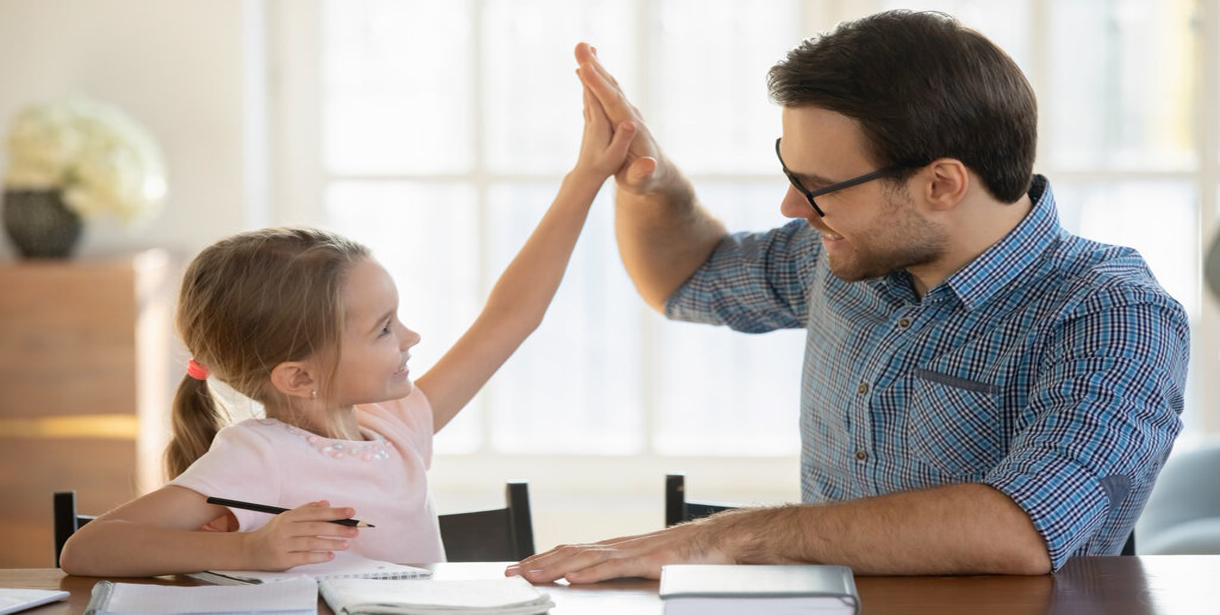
left=667, top=175, right=1189, bottom=570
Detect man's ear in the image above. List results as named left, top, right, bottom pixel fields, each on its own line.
left=922, top=158, right=969, bottom=212
left=269, top=361, right=319, bottom=399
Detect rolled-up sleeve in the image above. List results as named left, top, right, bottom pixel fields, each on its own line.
left=983, top=287, right=1189, bottom=570
left=666, top=219, right=819, bottom=332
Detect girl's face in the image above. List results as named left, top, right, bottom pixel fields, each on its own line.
left=330, top=258, right=420, bottom=405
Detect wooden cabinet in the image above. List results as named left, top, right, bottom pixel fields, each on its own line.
left=0, top=250, right=174, bottom=567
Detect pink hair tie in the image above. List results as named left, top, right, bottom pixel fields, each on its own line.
left=186, top=359, right=210, bottom=381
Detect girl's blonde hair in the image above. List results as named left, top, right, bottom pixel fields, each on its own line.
left=165, top=227, right=369, bottom=478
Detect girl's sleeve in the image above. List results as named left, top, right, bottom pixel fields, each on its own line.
left=169, top=424, right=282, bottom=531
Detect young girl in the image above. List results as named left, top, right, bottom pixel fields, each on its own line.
left=58, top=89, right=637, bottom=577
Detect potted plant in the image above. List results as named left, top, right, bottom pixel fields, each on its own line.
left=2, top=99, right=166, bottom=258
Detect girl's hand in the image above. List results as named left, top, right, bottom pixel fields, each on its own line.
left=571, top=81, right=638, bottom=183
left=240, top=500, right=359, bottom=571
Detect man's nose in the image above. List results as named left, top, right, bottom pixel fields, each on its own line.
left=780, top=185, right=818, bottom=220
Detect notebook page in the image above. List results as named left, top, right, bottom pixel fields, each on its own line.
left=93, top=576, right=316, bottom=613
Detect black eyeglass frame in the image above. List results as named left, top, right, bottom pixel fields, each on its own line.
left=775, top=137, right=912, bottom=217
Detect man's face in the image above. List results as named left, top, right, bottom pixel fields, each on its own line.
left=778, top=106, right=946, bottom=281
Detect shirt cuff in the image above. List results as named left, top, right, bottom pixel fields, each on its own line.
left=984, top=451, right=1110, bottom=570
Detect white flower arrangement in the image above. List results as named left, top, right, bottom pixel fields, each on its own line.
left=3, top=99, right=166, bottom=225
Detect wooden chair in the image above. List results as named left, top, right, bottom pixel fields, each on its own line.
left=53, top=482, right=535, bottom=567
left=664, top=474, right=1138, bottom=555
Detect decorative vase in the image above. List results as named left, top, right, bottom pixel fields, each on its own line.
left=2, top=189, right=83, bottom=258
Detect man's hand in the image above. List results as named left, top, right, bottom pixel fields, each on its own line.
left=574, top=42, right=668, bottom=195
left=505, top=521, right=732, bottom=584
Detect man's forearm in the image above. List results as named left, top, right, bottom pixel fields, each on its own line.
left=613, top=169, right=726, bottom=312
left=708, top=483, right=1050, bottom=575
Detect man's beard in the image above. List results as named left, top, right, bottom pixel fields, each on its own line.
left=825, top=192, right=948, bottom=282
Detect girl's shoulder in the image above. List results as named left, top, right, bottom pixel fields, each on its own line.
left=208, top=416, right=305, bottom=454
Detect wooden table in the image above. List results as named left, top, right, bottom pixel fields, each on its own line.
left=4, top=556, right=1219, bottom=614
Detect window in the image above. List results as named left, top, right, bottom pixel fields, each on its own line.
left=271, top=0, right=1220, bottom=545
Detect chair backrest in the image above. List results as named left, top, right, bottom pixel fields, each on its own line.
left=664, top=475, right=1137, bottom=555
left=438, top=481, right=535, bottom=562
left=52, top=491, right=95, bottom=568
left=54, top=482, right=536, bottom=567
left=665, top=474, right=736, bottom=527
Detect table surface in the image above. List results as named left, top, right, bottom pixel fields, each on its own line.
left=4, top=556, right=1220, bottom=614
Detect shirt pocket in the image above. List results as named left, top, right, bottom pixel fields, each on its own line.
left=907, top=368, right=1003, bottom=478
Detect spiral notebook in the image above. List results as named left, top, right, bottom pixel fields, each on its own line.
left=188, top=550, right=431, bottom=585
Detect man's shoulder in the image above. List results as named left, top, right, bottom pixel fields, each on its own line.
left=1038, top=232, right=1183, bottom=316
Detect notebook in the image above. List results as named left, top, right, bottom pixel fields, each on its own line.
left=83, top=576, right=316, bottom=615
left=659, top=564, right=859, bottom=615
left=318, top=576, right=555, bottom=615
left=188, top=550, right=431, bottom=585
left=0, top=589, right=70, bottom=615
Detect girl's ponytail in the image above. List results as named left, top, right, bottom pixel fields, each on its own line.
left=165, top=373, right=227, bottom=478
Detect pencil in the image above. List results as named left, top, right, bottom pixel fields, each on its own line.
left=206, top=496, right=375, bottom=528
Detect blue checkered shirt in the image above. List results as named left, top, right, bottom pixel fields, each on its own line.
left=666, top=175, right=1189, bottom=570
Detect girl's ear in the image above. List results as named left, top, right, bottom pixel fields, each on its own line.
left=269, top=361, right=318, bottom=399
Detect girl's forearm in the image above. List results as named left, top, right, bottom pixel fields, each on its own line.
left=59, top=519, right=250, bottom=577
left=480, top=171, right=604, bottom=329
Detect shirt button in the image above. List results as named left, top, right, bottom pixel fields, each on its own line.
left=855, top=450, right=868, bottom=461
left=898, top=318, right=911, bottom=329
left=857, top=383, right=869, bottom=394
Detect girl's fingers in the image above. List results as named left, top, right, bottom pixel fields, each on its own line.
left=289, top=550, right=337, bottom=567
left=293, top=521, right=358, bottom=538
left=290, top=536, right=350, bottom=553
left=288, top=504, right=357, bottom=522
left=606, top=121, right=637, bottom=159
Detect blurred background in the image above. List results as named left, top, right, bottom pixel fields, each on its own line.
left=1, top=0, right=1217, bottom=566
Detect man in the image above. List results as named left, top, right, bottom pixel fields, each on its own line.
left=507, top=10, right=1189, bottom=582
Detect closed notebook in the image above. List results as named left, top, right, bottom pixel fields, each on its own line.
left=188, top=550, right=431, bottom=585
left=319, top=576, right=555, bottom=615
left=659, top=564, right=859, bottom=615
left=83, top=576, right=316, bottom=615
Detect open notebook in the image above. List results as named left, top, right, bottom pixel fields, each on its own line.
left=188, top=551, right=431, bottom=585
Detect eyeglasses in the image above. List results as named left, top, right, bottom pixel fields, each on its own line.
left=775, top=137, right=907, bottom=217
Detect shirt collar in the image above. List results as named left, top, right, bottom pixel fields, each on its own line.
left=912, top=174, right=1060, bottom=311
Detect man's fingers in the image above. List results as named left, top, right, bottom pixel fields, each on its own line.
left=574, top=41, right=594, bottom=64
left=522, top=545, right=620, bottom=584
left=577, top=64, right=630, bottom=122
left=565, top=555, right=656, bottom=584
